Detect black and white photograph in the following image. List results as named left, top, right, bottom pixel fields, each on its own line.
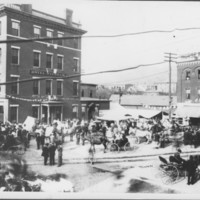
left=1, top=0, right=200, bottom=198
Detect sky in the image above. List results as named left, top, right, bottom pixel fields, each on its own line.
left=5, top=0, right=200, bottom=85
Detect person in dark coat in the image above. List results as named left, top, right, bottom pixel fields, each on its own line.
left=41, top=143, right=49, bottom=165
left=40, top=132, right=45, bottom=149
left=57, top=144, right=63, bottom=167
left=35, top=132, right=41, bottom=150
left=186, top=155, right=198, bottom=185
left=49, top=143, right=56, bottom=165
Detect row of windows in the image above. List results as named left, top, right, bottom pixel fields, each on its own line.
left=185, top=88, right=200, bottom=100
left=10, top=104, right=80, bottom=123
left=81, top=89, right=93, bottom=98
left=10, top=78, right=79, bottom=96
left=10, top=47, right=79, bottom=72
left=11, top=20, right=79, bottom=48
left=185, top=70, right=200, bottom=80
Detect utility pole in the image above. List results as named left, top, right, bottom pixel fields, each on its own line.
left=164, top=53, right=177, bottom=121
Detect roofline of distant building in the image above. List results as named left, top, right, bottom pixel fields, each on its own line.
left=177, top=59, right=200, bottom=65
left=81, top=98, right=110, bottom=102
left=81, top=83, right=97, bottom=86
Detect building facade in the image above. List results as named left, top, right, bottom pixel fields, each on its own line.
left=0, top=4, right=86, bottom=123
left=81, top=83, right=110, bottom=120
left=177, top=53, right=200, bottom=103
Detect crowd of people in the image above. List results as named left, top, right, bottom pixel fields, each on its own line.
left=0, top=122, right=31, bottom=151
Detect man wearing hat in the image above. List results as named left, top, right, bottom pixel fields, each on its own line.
left=172, top=149, right=186, bottom=165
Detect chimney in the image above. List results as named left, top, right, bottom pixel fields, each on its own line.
left=20, top=4, right=32, bottom=14
left=66, top=8, right=73, bottom=26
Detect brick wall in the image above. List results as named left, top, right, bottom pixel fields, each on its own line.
left=3, top=8, right=84, bottom=122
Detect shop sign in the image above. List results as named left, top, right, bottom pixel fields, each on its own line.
left=30, top=69, right=68, bottom=77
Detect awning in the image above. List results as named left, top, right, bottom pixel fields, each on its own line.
left=127, top=109, right=165, bottom=119
left=97, top=114, right=133, bottom=122
left=175, top=103, right=200, bottom=118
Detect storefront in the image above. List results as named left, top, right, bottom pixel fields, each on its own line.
left=81, top=98, right=110, bottom=121
left=41, top=101, right=63, bottom=124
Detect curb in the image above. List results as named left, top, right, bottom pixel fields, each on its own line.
left=25, top=150, right=200, bottom=165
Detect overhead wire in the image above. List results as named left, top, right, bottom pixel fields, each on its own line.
left=1, top=27, right=200, bottom=43
left=2, top=27, right=200, bottom=86
left=0, top=61, right=165, bottom=85
left=101, top=70, right=169, bottom=85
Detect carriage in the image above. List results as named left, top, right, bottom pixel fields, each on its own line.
left=157, top=156, right=187, bottom=184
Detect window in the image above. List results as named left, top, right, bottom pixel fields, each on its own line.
left=34, top=26, right=41, bottom=38
left=0, top=48, right=2, bottom=64
left=72, top=105, right=78, bottom=118
left=46, top=80, right=52, bottom=95
left=46, top=29, right=53, bottom=43
left=57, top=55, right=63, bottom=70
left=81, top=90, right=84, bottom=97
left=33, top=51, right=41, bottom=67
left=186, top=71, right=190, bottom=80
left=186, top=89, right=191, bottom=100
left=0, top=21, right=1, bottom=35
left=32, top=106, right=39, bottom=119
left=73, top=38, right=79, bottom=49
left=11, top=77, right=19, bottom=94
left=11, top=47, right=20, bottom=64
left=81, top=106, right=86, bottom=119
left=46, top=54, right=53, bottom=68
left=57, top=32, right=64, bottom=46
left=73, top=58, right=79, bottom=72
left=57, top=80, right=63, bottom=95
left=73, top=81, right=78, bottom=96
left=11, top=20, right=20, bottom=36
left=10, top=106, right=18, bottom=123
left=33, top=80, right=39, bottom=95
left=198, top=89, right=200, bottom=99
left=90, top=90, right=93, bottom=98
left=198, top=70, right=200, bottom=79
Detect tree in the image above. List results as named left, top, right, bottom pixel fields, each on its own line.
left=96, top=86, right=112, bottom=100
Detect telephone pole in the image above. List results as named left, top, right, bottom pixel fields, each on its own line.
left=164, top=53, right=177, bottom=121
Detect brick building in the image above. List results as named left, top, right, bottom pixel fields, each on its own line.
left=0, top=4, right=86, bottom=123
left=80, top=83, right=110, bottom=120
left=177, top=53, right=200, bottom=103
left=176, top=53, right=200, bottom=124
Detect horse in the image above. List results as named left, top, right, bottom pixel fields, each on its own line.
left=83, top=131, right=109, bottom=153
left=131, top=127, right=152, bottom=144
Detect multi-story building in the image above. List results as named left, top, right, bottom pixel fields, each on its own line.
left=0, top=4, right=86, bottom=123
left=176, top=52, right=200, bottom=124
left=177, top=52, right=200, bottom=103
left=80, top=83, right=110, bottom=120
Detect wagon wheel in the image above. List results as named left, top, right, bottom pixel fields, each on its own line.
left=160, top=165, right=179, bottom=185
left=110, top=143, right=119, bottom=153
left=124, top=142, right=134, bottom=151
left=17, top=146, right=25, bottom=155
left=132, top=136, right=140, bottom=144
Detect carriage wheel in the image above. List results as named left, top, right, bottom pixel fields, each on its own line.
left=132, top=136, right=140, bottom=144
left=110, top=143, right=119, bottom=153
left=160, top=165, right=179, bottom=185
left=17, top=146, right=25, bottom=155
left=124, top=142, right=134, bottom=151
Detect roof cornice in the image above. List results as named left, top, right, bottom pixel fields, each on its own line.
left=1, top=6, right=86, bottom=35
